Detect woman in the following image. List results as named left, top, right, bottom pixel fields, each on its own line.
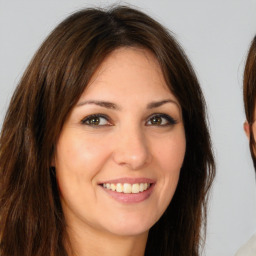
left=0, top=6, right=215, bottom=256
left=236, top=36, right=256, bottom=256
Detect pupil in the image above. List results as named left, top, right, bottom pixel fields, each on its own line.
left=90, top=117, right=99, bottom=125
left=152, top=116, right=161, bottom=125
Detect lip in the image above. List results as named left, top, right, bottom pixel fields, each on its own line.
left=98, top=177, right=155, bottom=204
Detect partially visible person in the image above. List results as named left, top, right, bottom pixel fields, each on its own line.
left=235, top=234, right=256, bottom=256
left=237, top=36, right=256, bottom=256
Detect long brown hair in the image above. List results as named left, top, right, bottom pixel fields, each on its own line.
left=0, top=6, right=215, bottom=256
left=244, top=36, right=256, bottom=169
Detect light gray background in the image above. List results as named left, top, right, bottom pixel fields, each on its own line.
left=1, top=0, right=256, bottom=255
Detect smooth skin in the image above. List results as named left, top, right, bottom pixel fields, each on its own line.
left=54, top=47, right=186, bottom=256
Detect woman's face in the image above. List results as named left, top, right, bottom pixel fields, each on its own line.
left=54, top=47, right=186, bottom=238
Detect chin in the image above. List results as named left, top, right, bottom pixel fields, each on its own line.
left=107, top=226, right=149, bottom=237
left=102, top=215, right=156, bottom=237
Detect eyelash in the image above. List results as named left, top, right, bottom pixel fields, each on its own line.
left=81, top=113, right=177, bottom=127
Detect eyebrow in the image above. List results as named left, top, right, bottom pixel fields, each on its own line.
left=146, top=99, right=179, bottom=109
left=76, top=100, right=119, bottom=110
left=76, top=99, right=179, bottom=110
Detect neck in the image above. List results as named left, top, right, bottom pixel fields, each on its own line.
left=65, top=223, right=148, bottom=256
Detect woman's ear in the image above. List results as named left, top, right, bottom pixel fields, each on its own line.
left=244, top=121, right=250, bottom=139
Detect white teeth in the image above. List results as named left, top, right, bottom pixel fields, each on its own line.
left=116, top=183, right=123, bottom=192
left=102, top=182, right=151, bottom=194
left=132, top=184, right=140, bottom=193
left=110, top=184, right=116, bottom=191
left=123, top=183, right=132, bottom=193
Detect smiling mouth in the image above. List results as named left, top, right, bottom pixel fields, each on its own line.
left=102, top=183, right=151, bottom=194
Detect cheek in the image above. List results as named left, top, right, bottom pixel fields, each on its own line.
left=54, top=134, right=112, bottom=217
left=55, top=134, right=111, bottom=177
left=154, top=129, right=186, bottom=175
left=54, top=133, right=116, bottom=210
left=251, top=124, right=256, bottom=155
left=152, top=128, right=186, bottom=208
left=252, top=124, right=256, bottom=141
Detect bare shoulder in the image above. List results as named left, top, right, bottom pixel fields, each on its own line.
left=235, top=233, right=256, bottom=256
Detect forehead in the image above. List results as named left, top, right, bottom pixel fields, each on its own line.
left=81, top=47, right=175, bottom=101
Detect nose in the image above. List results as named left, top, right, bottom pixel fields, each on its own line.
left=112, top=127, right=152, bottom=170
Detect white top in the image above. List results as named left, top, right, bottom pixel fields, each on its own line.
left=235, top=234, right=256, bottom=256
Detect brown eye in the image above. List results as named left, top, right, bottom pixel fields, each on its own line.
left=82, top=114, right=111, bottom=126
left=150, top=116, right=162, bottom=125
left=88, top=117, right=100, bottom=125
left=146, top=114, right=177, bottom=126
